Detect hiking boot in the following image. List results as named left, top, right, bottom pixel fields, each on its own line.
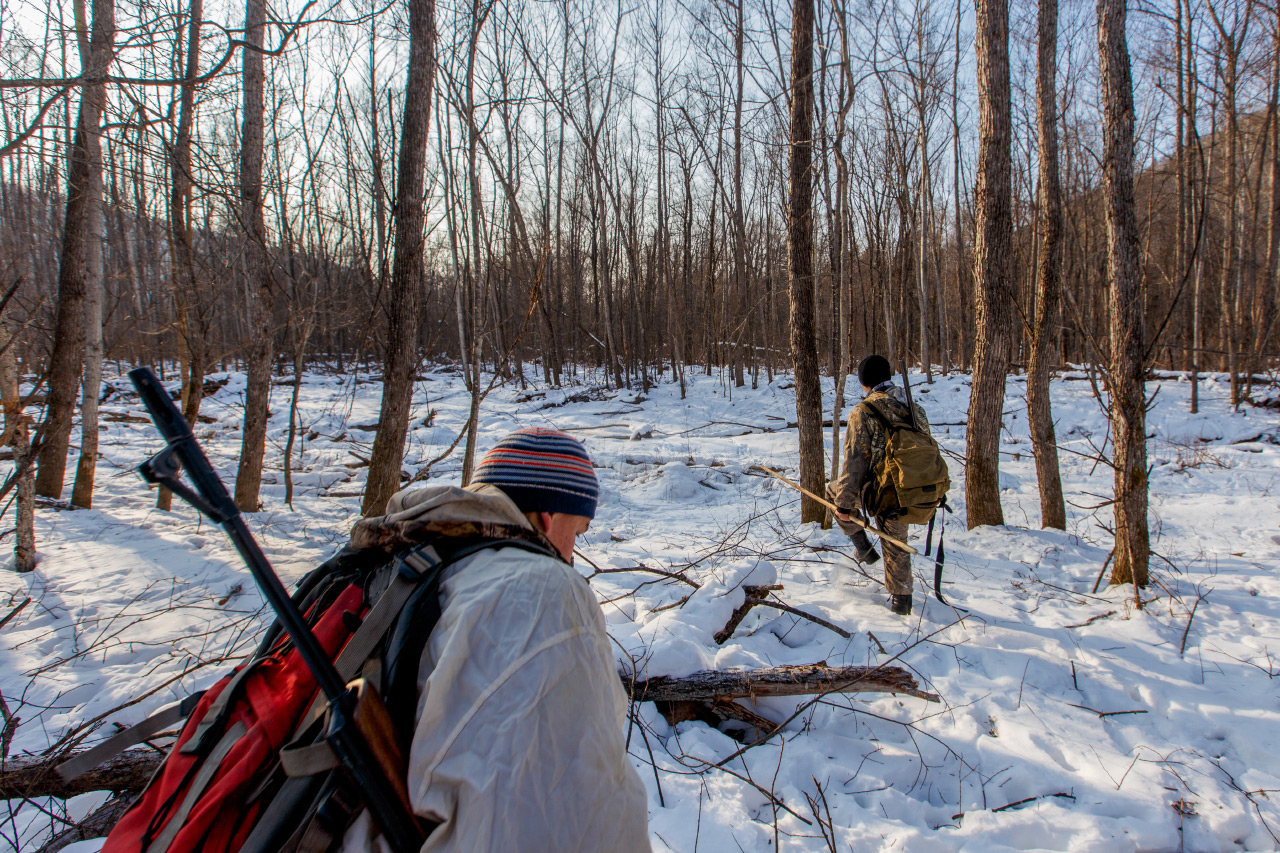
left=889, top=594, right=913, bottom=616
left=850, top=529, right=881, bottom=565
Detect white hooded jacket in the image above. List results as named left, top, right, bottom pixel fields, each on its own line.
left=341, top=484, right=651, bottom=853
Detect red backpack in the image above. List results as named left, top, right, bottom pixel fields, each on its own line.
left=62, top=531, right=558, bottom=853
left=103, top=584, right=365, bottom=853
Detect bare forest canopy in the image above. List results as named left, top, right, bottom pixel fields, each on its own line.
left=3, top=0, right=1278, bottom=389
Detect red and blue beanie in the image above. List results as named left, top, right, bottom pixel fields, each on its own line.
left=472, top=428, right=599, bottom=519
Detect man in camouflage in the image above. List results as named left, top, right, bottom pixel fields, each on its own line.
left=828, top=354, right=933, bottom=616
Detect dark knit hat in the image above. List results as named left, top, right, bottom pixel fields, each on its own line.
left=857, top=354, right=893, bottom=389
left=472, top=428, right=599, bottom=519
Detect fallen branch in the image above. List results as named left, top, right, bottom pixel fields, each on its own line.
left=1064, top=610, right=1117, bottom=629
left=714, top=585, right=776, bottom=643
left=714, top=585, right=853, bottom=643
left=0, top=596, right=31, bottom=630
left=1065, top=703, right=1148, bottom=719
left=952, top=791, right=1076, bottom=820
left=5, top=665, right=937, bottom=802
left=588, top=565, right=700, bottom=588
left=753, top=600, right=852, bottom=640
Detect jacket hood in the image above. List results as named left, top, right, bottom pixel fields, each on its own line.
left=348, top=483, right=554, bottom=554
left=384, top=483, right=532, bottom=529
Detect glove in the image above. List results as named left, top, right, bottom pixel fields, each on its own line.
left=837, top=519, right=880, bottom=564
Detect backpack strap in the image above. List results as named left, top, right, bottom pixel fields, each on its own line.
left=145, top=720, right=248, bottom=853
left=927, top=500, right=966, bottom=611
left=287, top=544, right=451, bottom=743
left=55, top=691, right=206, bottom=782
left=857, top=398, right=907, bottom=434
left=279, top=539, right=557, bottom=777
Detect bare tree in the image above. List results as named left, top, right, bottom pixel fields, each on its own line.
left=788, top=0, right=824, bottom=524
left=1, top=307, right=36, bottom=572
left=362, top=0, right=438, bottom=516
left=1099, top=0, right=1149, bottom=588
left=233, top=0, right=276, bottom=512
left=965, top=0, right=1013, bottom=529
left=1026, top=0, right=1066, bottom=530
left=34, top=0, right=115, bottom=500
left=156, top=0, right=205, bottom=514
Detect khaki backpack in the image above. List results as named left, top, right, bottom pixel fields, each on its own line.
left=857, top=399, right=950, bottom=524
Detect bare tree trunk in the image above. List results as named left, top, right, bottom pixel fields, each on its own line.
left=733, top=0, right=748, bottom=389
left=788, top=0, right=824, bottom=524
left=157, top=0, right=203, bottom=513
left=1099, top=0, right=1149, bottom=589
left=952, top=0, right=966, bottom=369
left=362, top=0, right=437, bottom=516
left=1263, top=13, right=1280, bottom=366
left=459, top=0, right=493, bottom=485
left=1027, top=0, right=1066, bottom=530
left=234, top=0, right=276, bottom=512
left=35, top=0, right=115, bottom=499
left=283, top=310, right=313, bottom=509
left=70, top=160, right=105, bottom=509
left=965, top=0, right=1013, bottom=529
left=1, top=316, right=36, bottom=572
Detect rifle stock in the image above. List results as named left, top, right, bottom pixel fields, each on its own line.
left=349, top=679, right=415, bottom=814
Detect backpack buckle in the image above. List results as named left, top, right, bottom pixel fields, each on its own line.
left=397, top=544, right=442, bottom=582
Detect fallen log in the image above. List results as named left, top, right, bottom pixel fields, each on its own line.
left=3, top=666, right=937, bottom=801
left=1, top=748, right=160, bottom=801
left=623, top=663, right=938, bottom=704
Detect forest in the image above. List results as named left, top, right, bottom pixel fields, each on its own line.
left=2, top=0, right=1278, bottom=537
left=2, top=0, right=1280, bottom=846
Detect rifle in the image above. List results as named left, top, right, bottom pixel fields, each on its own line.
left=128, top=367, right=425, bottom=853
left=899, top=357, right=921, bottom=432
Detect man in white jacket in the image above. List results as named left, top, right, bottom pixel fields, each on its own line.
left=343, top=428, right=651, bottom=852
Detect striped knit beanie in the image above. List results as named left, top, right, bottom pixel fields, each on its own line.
left=472, top=428, right=599, bottom=519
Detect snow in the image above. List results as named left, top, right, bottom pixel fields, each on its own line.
left=3, top=365, right=1279, bottom=851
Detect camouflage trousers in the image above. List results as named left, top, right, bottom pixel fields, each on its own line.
left=877, top=516, right=912, bottom=596
left=834, top=513, right=912, bottom=596
left=825, top=483, right=912, bottom=596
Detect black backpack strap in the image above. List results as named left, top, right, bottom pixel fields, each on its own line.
left=382, top=538, right=557, bottom=747
left=929, top=501, right=965, bottom=611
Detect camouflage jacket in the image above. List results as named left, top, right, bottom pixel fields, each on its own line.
left=830, top=384, right=932, bottom=515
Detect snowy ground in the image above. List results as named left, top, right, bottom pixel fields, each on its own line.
left=3, top=364, right=1279, bottom=852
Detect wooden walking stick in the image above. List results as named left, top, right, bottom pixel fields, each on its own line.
left=751, top=465, right=919, bottom=555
